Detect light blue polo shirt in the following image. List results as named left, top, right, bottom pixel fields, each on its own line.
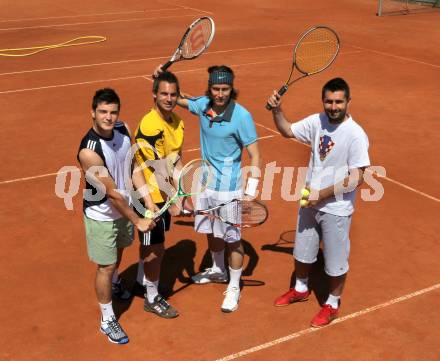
left=188, top=96, right=258, bottom=191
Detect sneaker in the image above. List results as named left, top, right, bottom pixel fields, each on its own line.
left=311, top=304, right=339, bottom=327
left=100, top=316, right=129, bottom=344
left=112, top=281, right=132, bottom=301
left=221, top=286, right=241, bottom=313
left=191, top=267, right=228, bottom=284
left=144, top=295, right=179, bottom=319
left=274, top=288, right=310, bottom=306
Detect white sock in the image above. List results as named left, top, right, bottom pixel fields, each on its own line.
left=325, top=294, right=340, bottom=309
left=99, top=301, right=115, bottom=322
left=294, top=277, right=309, bottom=293
left=136, top=259, right=145, bottom=285
left=211, top=250, right=225, bottom=272
left=145, top=278, right=159, bottom=303
left=228, top=267, right=242, bottom=290
left=111, top=270, right=119, bottom=284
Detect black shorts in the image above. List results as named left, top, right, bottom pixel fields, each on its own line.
left=136, top=202, right=171, bottom=246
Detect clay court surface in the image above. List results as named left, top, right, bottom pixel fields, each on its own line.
left=1, top=0, right=439, bottom=360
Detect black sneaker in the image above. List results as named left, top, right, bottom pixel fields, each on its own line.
left=144, top=295, right=179, bottom=319
left=112, top=281, right=132, bottom=301
left=100, top=316, right=129, bottom=344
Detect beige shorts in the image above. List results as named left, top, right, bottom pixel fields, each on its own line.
left=83, top=215, right=134, bottom=265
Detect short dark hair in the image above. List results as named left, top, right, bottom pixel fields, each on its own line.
left=322, top=77, right=350, bottom=100
left=153, top=71, right=180, bottom=94
left=92, top=88, right=120, bottom=111
left=205, top=65, right=238, bottom=100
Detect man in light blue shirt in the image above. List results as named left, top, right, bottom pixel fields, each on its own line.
left=159, top=65, right=261, bottom=312
left=186, top=92, right=258, bottom=192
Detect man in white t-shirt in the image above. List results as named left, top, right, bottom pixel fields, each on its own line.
left=78, top=88, right=156, bottom=344
left=267, top=78, right=370, bottom=327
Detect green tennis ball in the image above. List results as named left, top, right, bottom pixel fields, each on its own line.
left=300, top=199, right=309, bottom=207
left=145, top=209, right=154, bottom=219
left=301, top=188, right=310, bottom=199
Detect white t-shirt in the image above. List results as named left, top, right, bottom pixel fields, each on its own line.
left=291, top=112, right=370, bottom=216
left=78, top=122, right=132, bottom=221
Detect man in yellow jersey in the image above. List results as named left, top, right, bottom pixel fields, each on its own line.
left=133, top=71, right=184, bottom=318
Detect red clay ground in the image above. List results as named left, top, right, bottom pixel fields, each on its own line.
left=1, top=1, right=439, bottom=360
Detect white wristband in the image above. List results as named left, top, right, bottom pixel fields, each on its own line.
left=244, top=177, right=259, bottom=197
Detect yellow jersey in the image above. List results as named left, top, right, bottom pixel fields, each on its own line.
left=134, top=108, right=184, bottom=203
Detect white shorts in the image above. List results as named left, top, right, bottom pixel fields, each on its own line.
left=293, top=207, right=352, bottom=277
left=194, top=188, right=242, bottom=243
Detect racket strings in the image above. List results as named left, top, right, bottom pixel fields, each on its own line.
left=241, top=200, right=268, bottom=226
left=182, top=19, right=213, bottom=58
left=295, top=28, right=339, bottom=74
left=220, top=200, right=268, bottom=227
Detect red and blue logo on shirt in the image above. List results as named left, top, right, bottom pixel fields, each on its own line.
left=319, top=135, right=335, bottom=160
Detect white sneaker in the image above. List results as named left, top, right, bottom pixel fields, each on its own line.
left=100, top=316, right=129, bottom=344
left=191, top=267, right=228, bottom=284
left=221, top=286, right=241, bottom=313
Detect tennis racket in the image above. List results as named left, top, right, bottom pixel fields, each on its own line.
left=266, top=26, right=340, bottom=110
left=185, top=199, right=269, bottom=228
left=161, top=16, right=215, bottom=71
left=151, top=159, right=213, bottom=219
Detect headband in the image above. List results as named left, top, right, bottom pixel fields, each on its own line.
left=208, top=71, right=234, bottom=85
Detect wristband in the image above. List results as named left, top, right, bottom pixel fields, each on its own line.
left=244, top=177, right=259, bottom=197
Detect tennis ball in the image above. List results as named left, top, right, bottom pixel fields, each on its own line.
left=301, top=188, right=310, bottom=199
left=300, top=199, right=309, bottom=207
left=145, top=209, right=154, bottom=219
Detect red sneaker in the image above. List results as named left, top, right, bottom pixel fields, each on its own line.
left=311, top=304, right=338, bottom=327
left=274, top=288, right=310, bottom=307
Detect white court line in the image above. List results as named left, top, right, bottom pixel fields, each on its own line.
left=0, top=127, right=437, bottom=204
left=176, top=6, right=214, bottom=15
left=256, top=135, right=276, bottom=140
left=253, top=120, right=440, bottom=203
left=0, top=43, right=295, bottom=76
left=347, top=44, right=440, bottom=68
left=154, top=50, right=363, bottom=76
left=0, top=59, right=294, bottom=94
left=0, top=9, right=182, bottom=23
left=0, top=122, right=437, bottom=204
left=0, top=51, right=364, bottom=94
left=0, top=13, right=199, bottom=31
left=0, top=171, right=67, bottom=185
left=179, top=135, right=275, bottom=153
left=377, top=173, right=439, bottom=202
left=0, top=75, right=146, bottom=94
left=215, top=283, right=440, bottom=361
left=0, top=135, right=275, bottom=185
left=184, top=147, right=200, bottom=153
left=0, top=46, right=362, bottom=77
left=158, top=0, right=214, bottom=15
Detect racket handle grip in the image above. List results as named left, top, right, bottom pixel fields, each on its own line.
left=161, top=61, right=173, bottom=71
left=265, top=85, right=288, bottom=110
left=278, top=85, right=288, bottom=96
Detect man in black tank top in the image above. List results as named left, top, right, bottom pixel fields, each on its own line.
left=78, top=88, right=156, bottom=344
